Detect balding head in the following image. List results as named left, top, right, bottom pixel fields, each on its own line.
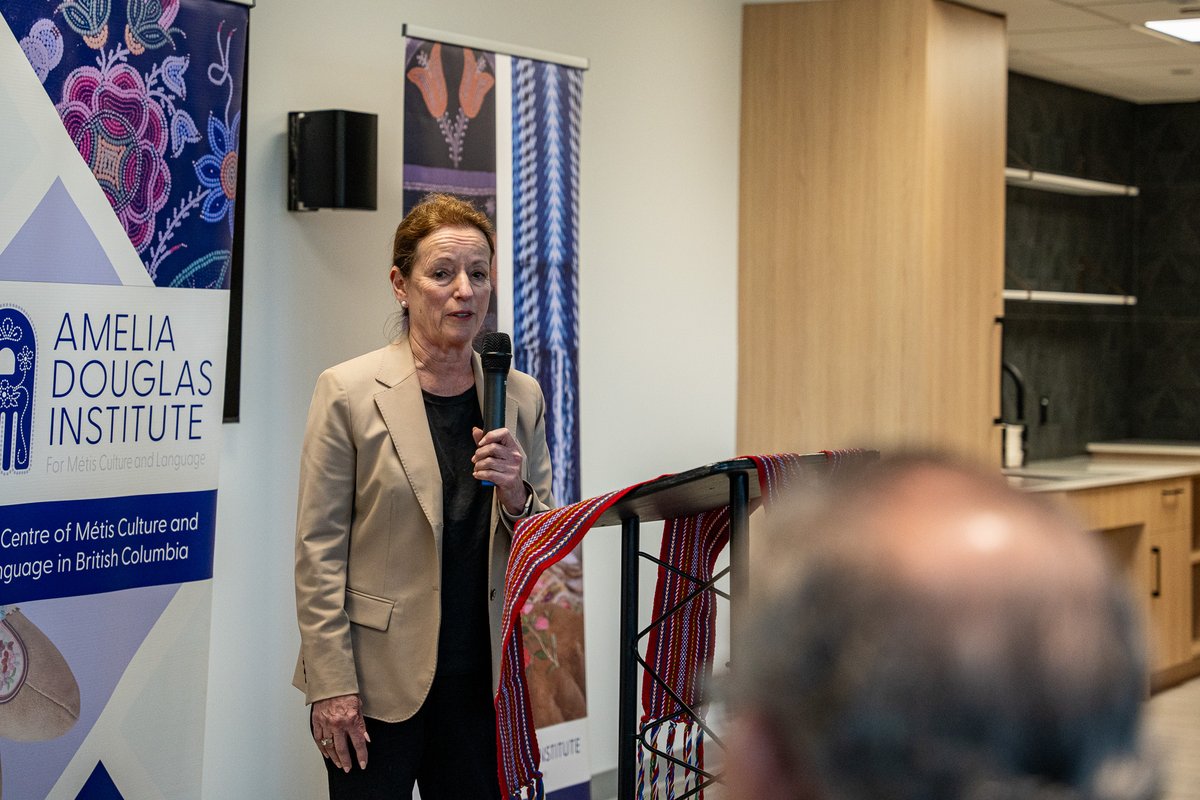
left=726, top=455, right=1157, bottom=800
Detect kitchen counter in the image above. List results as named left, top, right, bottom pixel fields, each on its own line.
left=1087, top=440, right=1200, bottom=458
left=1011, top=444, right=1200, bottom=691
left=1004, top=455, right=1200, bottom=493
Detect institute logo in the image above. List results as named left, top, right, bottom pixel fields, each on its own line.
left=0, top=308, right=35, bottom=474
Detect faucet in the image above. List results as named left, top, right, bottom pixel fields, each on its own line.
left=1001, top=362, right=1025, bottom=424
left=1001, top=362, right=1027, bottom=467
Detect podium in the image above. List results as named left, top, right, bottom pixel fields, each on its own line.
left=593, top=454, right=852, bottom=798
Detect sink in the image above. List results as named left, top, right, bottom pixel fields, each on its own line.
left=1005, top=474, right=1075, bottom=489
left=1002, top=458, right=1155, bottom=491
left=1004, top=470, right=1075, bottom=480
left=1004, top=462, right=1138, bottom=481
left=1004, top=456, right=1197, bottom=493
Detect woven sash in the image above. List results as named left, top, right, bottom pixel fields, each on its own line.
left=495, top=487, right=639, bottom=798
left=494, top=452, right=864, bottom=799
left=637, top=452, right=825, bottom=800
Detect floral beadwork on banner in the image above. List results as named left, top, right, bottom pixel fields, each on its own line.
left=4, top=0, right=247, bottom=289
left=0, top=616, right=30, bottom=703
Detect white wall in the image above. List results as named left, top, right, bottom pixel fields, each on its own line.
left=203, top=1, right=746, bottom=796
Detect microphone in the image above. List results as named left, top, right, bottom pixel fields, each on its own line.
left=477, top=331, right=512, bottom=487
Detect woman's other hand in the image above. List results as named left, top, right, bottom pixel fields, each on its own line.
left=472, top=426, right=529, bottom=516
left=312, top=693, right=370, bottom=772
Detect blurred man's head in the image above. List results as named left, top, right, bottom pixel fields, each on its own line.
left=725, top=455, right=1157, bottom=800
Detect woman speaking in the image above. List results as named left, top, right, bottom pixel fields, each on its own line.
left=293, top=194, right=554, bottom=798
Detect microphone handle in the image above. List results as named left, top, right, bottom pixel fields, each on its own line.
left=481, top=370, right=508, bottom=487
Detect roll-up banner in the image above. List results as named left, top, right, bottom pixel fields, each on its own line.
left=0, top=1, right=247, bottom=797
left=402, top=33, right=588, bottom=800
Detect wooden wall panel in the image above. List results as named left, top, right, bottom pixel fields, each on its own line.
left=738, top=0, right=1005, bottom=462
left=924, top=1, right=1007, bottom=458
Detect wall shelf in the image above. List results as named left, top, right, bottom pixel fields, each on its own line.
left=1003, top=289, right=1137, bottom=306
left=1005, top=167, right=1139, bottom=197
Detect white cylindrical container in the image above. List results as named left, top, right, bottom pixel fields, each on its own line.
left=1002, top=423, right=1025, bottom=469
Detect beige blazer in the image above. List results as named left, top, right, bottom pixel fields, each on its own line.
left=292, top=336, right=554, bottom=722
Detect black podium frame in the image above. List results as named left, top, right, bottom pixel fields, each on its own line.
left=593, top=454, right=838, bottom=799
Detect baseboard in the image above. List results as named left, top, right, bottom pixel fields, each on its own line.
left=1151, top=656, right=1200, bottom=694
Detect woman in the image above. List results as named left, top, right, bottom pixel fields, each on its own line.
left=293, top=194, right=554, bottom=798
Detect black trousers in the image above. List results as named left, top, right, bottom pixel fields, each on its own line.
left=323, top=671, right=502, bottom=800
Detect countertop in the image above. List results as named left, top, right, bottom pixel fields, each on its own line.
left=1087, top=440, right=1200, bottom=458
left=1004, top=454, right=1200, bottom=493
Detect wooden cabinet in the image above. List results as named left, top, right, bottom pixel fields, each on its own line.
left=1150, top=519, right=1191, bottom=669
left=1050, top=478, right=1195, bottom=679
left=737, top=0, right=1006, bottom=461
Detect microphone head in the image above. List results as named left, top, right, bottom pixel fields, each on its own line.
left=477, top=331, right=512, bottom=372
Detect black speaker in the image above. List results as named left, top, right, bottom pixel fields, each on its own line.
left=288, top=110, right=378, bottom=211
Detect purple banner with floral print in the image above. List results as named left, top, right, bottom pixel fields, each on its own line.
left=0, top=2, right=247, bottom=798
left=2, top=0, right=246, bottom=289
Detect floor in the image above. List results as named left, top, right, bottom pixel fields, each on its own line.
left=1147, top=676, right=1200, bottom=800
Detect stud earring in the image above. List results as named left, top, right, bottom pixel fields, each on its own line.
left=401, top=300, right=408, bottom=309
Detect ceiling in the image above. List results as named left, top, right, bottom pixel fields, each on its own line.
left=959, top=0, right=1200, bottom=103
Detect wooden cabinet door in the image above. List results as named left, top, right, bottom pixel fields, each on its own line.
left=1147, top=480, right=1192, bottom=670
left=1095, top=524, right=1153, bottom=663
left=1056, top=479, right=1193, bottom=673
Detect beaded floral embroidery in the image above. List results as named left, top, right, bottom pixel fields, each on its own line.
left=0, top=613, right=29, bottom=704
left=5, top=2, right=247, bottom=289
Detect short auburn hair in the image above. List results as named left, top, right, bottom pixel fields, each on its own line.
left=391, top=193, right=495, bottom=279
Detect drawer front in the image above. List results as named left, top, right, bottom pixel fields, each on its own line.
left=1056, top=478, right=1192, bottom=533
left=1148, top=478, right=1192, bottom=533
left=1061, top=483, right=1152, bottom=531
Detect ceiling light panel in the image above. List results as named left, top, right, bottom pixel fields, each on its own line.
left=1144, top=18, right=1200, bottom=40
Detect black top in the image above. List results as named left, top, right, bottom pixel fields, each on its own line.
left=423, top=386, right=493, bottom=676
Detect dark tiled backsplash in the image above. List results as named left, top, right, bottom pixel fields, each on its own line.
left=1137, top=103, right=1200, bottom=187
left=1134, top=102, right=1200, bottom=441
left=1002, top=307, right=1134, bottom=462
left=1129, top=319, right=1200, bottom=440
left=1005, top=188, right=1135, bottom=295
left=1004, top=73, right=1200, bottom=456
left=1136, top=188, right=1200, bottom=316
left=1007, top=73, right=1135, bottom=184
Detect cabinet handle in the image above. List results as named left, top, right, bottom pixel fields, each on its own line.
left=1161, top=488, right=1185, bottom=497
left=1151, top=546, right=1161, bottom=598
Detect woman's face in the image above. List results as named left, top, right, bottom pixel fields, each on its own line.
left=391, top=225, right=493, bottom=351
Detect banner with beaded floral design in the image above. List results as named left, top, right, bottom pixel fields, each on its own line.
left=402, top=31, right=588, bottom=800
left=0, top=1, right=248, bottom=798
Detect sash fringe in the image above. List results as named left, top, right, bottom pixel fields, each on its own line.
left=507, top=776, right=544, bottom=800
left=664, top=722, right=678, bottom=800
left=682, top=721, right=695, bottom=796
left=636, top=734, right=647, bottom=800
left=649, top=740, right=660, bottom=800
left=636, top=719, right=710, bottom=798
